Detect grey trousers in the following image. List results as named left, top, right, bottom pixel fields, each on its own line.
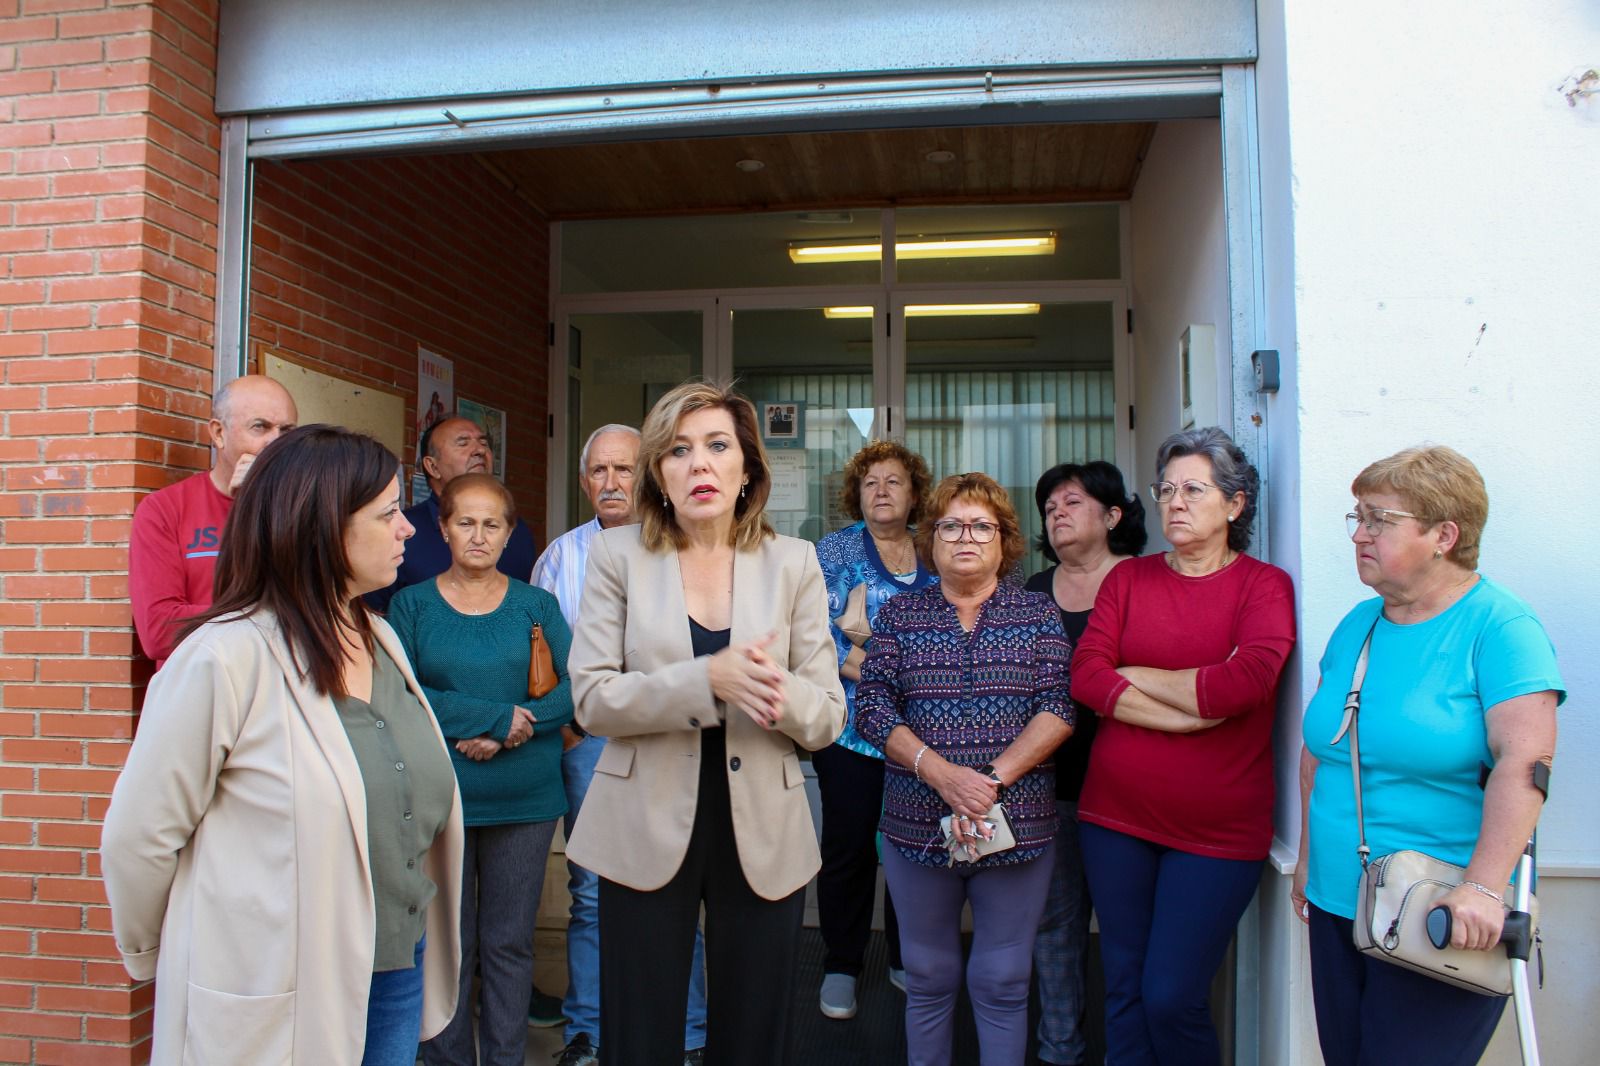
left=421, top=819, right=558, bottom=1066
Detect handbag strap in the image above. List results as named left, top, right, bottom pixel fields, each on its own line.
left=1331, top=618, right=1380, bottom=869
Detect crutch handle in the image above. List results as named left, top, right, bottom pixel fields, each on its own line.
left=1426, top=904, right=1534, bottom=959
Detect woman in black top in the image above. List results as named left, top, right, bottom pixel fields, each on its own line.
left=1025, top=460, right=1146, bottom=1066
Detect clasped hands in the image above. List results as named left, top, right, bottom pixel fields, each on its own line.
left=456, top=705, right=535, bottom=762
left=927, top=758, right=1000, bottom=861
left=707, top=631, right=787, bottom=730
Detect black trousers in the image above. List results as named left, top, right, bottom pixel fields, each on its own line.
left=599, top=741, right=804, bottom=1066
left=813, top=742, right=902, bottom=976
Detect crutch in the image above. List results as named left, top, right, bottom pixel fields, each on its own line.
left=1427, top=762, right=1547, bottom=1066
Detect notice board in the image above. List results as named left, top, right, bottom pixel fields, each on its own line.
left=259, top=349, right=407, bottom=460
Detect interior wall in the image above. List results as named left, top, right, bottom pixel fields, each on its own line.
left=249, top=155, right=551, bottom=538
left=1129, top=119, right=1233, bottom=547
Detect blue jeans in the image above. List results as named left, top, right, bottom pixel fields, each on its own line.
left=364, top=937, right=425, bottom=1066
left=562, top=735, right=707, bottom=1049
left=1034, top=800, right=1090, bottom=1065
left=1079, top=822, right=1262, bottom=1066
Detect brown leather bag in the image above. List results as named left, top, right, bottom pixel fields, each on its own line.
left=528, top=623, right=557, bottom=699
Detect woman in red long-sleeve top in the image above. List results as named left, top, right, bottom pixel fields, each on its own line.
left=1071, top=427, right=1295, bottom=1066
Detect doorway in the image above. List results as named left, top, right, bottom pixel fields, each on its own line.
left=549, top=203, right=1133, bottom=567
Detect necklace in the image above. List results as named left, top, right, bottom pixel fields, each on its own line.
left=1165, top=549, right=1237, bottom=576
left=446, top=573, right=505, bottom=615
left=872, top=532, right=916, bottom=574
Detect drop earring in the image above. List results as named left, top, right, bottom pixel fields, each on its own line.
left=740, top=482, right=747, bottom=498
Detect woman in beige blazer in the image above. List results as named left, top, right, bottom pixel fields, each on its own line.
left=566, top=381, right=846, bottom=1066
left=102, top=426, right=465, bottom=1066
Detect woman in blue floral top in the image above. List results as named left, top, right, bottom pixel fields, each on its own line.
left=856, top=472, right=1074, bottom=1066
left=812, top=441, right=936, bottom=1020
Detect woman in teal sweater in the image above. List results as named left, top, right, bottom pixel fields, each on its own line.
left=389, top=474, right=573, bottom=1066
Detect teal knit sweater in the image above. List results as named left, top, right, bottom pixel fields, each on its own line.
left=387, top=578, right=574, bottom=827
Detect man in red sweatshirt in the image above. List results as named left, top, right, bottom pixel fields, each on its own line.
left=128, top=374, right=298, bottom=667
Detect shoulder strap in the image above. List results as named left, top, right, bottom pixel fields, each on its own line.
left=1332, top=618, right=1379, bottom=868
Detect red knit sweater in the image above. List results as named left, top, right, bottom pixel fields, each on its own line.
left=1071, top=552, right=1296, bottom=860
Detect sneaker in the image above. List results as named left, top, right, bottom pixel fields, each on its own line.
left=682, top=1049, right=705, bottom=1066
left=555, top=1034, right=599, bottom=1066
left=528, top=985, right=568, bottom=1028
left=888, top=966, right=907, bottom=992
left=819, top=973, right=858, bottom=1019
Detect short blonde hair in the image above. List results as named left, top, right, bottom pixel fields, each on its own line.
left=914, top=472, right=1027, bottom=578
left=1352, top=445, right=1488, bottom=570
left=635, top=380, right=775, bottom=553
left=840, top=441, right=932, bottom=526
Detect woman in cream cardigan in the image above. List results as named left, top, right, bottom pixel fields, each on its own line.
left=102, top=426, right=465, bottom=1066
left=566, top=381, right=846, bottom=1066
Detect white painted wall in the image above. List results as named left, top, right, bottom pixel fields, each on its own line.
left=1129, top=118, right=1234, bottom=546
left=1257, top=1, right=1600, bottom=1060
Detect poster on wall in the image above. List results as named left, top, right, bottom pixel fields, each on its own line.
left=761, top=401, right=804, bottom=449
left=414, top=347, right=454, bottom=504
left=457, top=398, right=506, bottom=479
left=767, top=450, right=808, bottom=511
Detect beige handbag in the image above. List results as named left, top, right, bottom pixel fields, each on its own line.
left=834, top=583, right=871, bottom=647
left=833, top=583, right=871, bottom=673
left=1338, top=622, right=1532, bottom=996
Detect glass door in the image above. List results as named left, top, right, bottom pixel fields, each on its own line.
left=895, top=293, right=1129, bottom=574
left=557, top=307, right=708, bottom=527
left=722, top=298, right=884, bottom=544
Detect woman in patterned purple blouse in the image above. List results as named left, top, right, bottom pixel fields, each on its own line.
left=856, top=472, right=1074, bottom=1066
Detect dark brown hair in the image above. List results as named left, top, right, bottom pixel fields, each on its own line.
left=914, top=472, right=1028, bottom=578
left=635, top=380, right=775, bottom=552
left=180, top=424, right=400, bottom=697
left=839, top=440, right=932, bottom=526
left=438, top=472, right=517, bottom=524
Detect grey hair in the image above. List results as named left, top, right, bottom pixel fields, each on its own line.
left=211, top=374, right=288, bottom=427
left=578, top=423, right=641, bottom=475
left=211, top=376, right=246, bottom=424
left=1155, top=426, right=1260, bottom=552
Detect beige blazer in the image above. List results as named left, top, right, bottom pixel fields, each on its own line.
left=100, top=611, right=465, bottom=1066
left=565, top=527, right=846, bottom=900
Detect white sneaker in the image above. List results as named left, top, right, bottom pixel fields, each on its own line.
left=819, top=973, right=857, bottom=1019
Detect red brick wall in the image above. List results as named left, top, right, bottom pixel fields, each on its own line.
left=250, top=156, right=552, bottom=537
left=1, top=1, right=223, bottom=1062
left=4, top=6, right=551, bottom=1060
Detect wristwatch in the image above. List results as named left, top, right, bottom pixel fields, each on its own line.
left=976, top=763, right=1005, bottom=788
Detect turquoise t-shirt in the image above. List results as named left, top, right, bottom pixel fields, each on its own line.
left=1302, top=577, right=1565, bottom=919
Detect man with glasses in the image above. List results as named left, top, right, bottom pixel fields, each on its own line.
left=365, top=415, right=537, bottom=613
left=532, top=424, right=709, bottom=1066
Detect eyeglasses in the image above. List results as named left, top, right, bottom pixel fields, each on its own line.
left=932, top=519, right=999, bottom=543
left=1345, top=508, right=1423, bottom=539
left=1149, top=480, right=1218, bottom=505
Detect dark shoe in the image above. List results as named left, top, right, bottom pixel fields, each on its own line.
left=682, top=1049, right=704, bottom=1066
left=555, top=1033, right=599, bottom=1066
left=528, top=985, right=568, bottom=1028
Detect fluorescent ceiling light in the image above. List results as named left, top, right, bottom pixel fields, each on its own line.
left=823, top=303, right=1041, bottom=319
left=790, top=233, right=1057, bottom=264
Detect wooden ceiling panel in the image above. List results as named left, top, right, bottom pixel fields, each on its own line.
left=489, top=122, right=1154, bottom=218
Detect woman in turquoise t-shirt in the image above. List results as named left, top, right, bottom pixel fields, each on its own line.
left=1293, top=446, right=1563, bottom=1066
